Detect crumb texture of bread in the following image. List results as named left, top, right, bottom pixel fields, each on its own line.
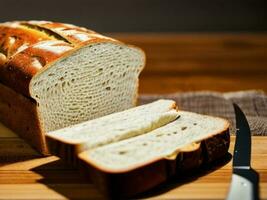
left=46, top=99, right=178, bottom=150
left=80, top=111, right=229, bottom=171
left=30, top=42, right=144, bottom=132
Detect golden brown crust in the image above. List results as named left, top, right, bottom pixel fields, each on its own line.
left=0, top=22, right=72, bottom=96
left=0, top=21, right=120, bottom=97
left=1, top=40, right=74, bottom=96
left=0, top=82, right=48, bottom=154
left=26, top=21, right=97, bottom=45
left=0, top=23, right=52, bottom=59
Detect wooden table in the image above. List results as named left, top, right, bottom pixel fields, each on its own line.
left=0, top=132, right=266, bottom=200
left=112, top=33, right=267, bottom=94
left=0, top=33, right=267, bottom=199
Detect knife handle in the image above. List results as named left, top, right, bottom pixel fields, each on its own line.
left=227, top=169, right=259, bottom=200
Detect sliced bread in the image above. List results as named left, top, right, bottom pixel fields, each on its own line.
left=46, top=99, right=179, bottom=165
left=78, top=111, right=230, bottom=197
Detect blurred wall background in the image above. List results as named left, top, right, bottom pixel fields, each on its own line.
left=0, top=0, right=266, bottom=32
left=1, top=0, right=266, bottom=93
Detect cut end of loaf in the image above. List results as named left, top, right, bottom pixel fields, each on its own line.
left=30, top=42, right=145, bottom=132
left=79, top=111, right=230, bottom=172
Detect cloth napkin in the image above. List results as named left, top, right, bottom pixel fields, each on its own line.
left=139, top=90, right=267, bottom=136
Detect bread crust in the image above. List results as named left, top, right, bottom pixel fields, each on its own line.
left=25, top=21, right=99, bottom=44
left=46, top=135, right=80, bottom=167
left=0, top=21, right=119, bottom=97
left=78, top=128, right=230, bottom=198
left=0, top=82, right=48, bottom=154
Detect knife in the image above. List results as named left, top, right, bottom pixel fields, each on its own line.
left=226, top=103, right=259, bottom=200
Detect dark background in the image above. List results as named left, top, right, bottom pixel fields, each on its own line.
left=0, top=0, right=266, bottom=32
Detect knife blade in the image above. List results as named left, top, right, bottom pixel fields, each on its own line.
left=226, top=103, right=259, bottom=200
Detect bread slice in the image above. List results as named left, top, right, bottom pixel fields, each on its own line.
left=78, top=111, right=230, bottom=197
left=0, top=21, right=145, bottom=154
left=29, top=41, right=145, bottom=133
left=46, top=99, right=179, bottom=165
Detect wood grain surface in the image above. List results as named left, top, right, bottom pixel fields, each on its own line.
left=0, top=129, right=266, bottom=200
left=0, top=33, right=267, bottom=199
left=110, top=33, right=267, bottom=93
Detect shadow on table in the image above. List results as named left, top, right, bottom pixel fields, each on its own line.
left=32, top=159, right=105, bottom=200
left=32, top=153, right=232, bottom=200
left=0, top=155, right=43, bottom=168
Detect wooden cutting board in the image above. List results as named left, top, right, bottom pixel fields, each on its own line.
left=0, top=122, right=266, bottom=200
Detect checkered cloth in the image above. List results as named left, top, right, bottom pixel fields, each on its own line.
left=139, top=90, right=267, bottom=136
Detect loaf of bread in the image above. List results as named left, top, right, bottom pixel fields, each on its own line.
left=46, top=99, right=230, bottom=198
left=0, top=21, right=230, bottom=198
left=0, top=21, right=145, bottom=154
